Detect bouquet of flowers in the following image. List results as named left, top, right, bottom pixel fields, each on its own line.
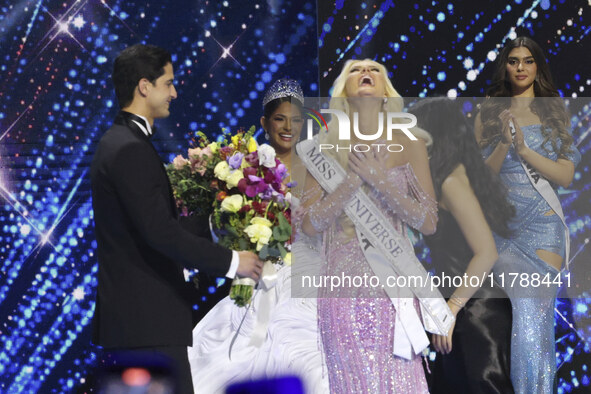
left=166, top=127, right=292, bottom=307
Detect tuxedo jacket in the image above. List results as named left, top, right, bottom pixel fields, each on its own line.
left=90, top=111, right=232, bottom=349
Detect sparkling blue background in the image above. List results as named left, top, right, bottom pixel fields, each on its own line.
left=0, top=0, right=589, bottom=392
left=0, top=0, right=318, bottom=392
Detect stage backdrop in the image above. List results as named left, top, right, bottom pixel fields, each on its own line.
left=0, top=0, right=318, bottom=392
left=0, top=0, right=589, bottom=393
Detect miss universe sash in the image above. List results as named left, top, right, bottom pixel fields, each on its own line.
left=509, top=120, right=571, bottom=269
left=297, top=139, right=454, bottom=359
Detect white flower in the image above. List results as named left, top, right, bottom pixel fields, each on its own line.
left=257, top=144, right=276, bottom=168
left=214, top=161, right=231, bottom=181
left=226, top=170, right=244, bottom=189
left=220, top=194, right=243, bottom=213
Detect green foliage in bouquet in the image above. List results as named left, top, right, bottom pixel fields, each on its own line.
left=166, top=127, right=257, bottom=218
left=167, top=126, right=293, bottom=307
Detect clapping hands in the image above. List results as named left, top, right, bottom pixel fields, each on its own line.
left=499, top=110, right=526, bottom=155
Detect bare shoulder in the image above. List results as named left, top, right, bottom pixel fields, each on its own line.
left=385, top=133, right=429, bottom=168
left=441, top=164, right=471, bottom=197
left=407, top=136, right=427, bottom=151
left=383, top=133, right=411, bottom=167
left=441, top=164, right=478, bottom=213
left=400, top=136, right=427, bottom=158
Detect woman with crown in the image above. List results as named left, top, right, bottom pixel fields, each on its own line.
left=187, top=79, right=329, bottom=394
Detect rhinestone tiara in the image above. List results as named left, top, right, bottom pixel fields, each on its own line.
left=262, top=78, right=304, bottom=108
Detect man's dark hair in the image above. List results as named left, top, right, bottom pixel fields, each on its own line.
left=112, top=44, right=172, bottom=108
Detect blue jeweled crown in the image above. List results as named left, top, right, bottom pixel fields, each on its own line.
left=262, top=78, right=304, bottom=108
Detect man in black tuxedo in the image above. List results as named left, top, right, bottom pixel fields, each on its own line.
left=90, top=44, right=263, bottom=393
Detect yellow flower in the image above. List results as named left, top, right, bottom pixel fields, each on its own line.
left=247, top=137, right=258, bottom=153
left=214, top=161, right=231, bottom=181
left=250, top=217, right=272, bottom=227
left=240, top=157, right=250, bottom=169
left=209, top=142, right=218, bottom=153
left=244, top=217, right=273, bottom=251
left=231, top=134, right=240, bottom=147
left=226, top=170, right=244, bottom=189
left=220, top=194, right=243, bottom=213
left=283, top=252, right=292, bottom=266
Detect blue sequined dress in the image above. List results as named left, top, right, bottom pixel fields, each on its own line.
left=483, top=124, right=580, bottom=394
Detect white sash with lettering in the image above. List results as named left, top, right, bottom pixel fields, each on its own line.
left=509, top=120, right=571, bottom=269
left=297, top=139, right=454, bottom=359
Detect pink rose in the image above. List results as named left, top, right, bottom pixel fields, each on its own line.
left=201, top=146, right=213, bottom=159
left=188, top=147, right=208, bottom=175
left=173, top=155, right=190, bottom=170
left=188, top=147, right=204, bottom=164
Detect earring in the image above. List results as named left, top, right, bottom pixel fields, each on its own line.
left=383, top=97, right=388, bottom=104
left=265, top=132, right=270, bottom=140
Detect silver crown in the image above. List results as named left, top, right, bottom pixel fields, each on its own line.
left=262, top=78, right=304, bottom=108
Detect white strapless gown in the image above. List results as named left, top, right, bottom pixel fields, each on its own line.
left=188, top=240, right=329, bottom=394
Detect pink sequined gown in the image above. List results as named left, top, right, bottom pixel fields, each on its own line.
left=317, top=163, right=433, bottom=393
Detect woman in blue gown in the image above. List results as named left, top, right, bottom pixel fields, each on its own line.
left=475, top=36, right=581, bottom=394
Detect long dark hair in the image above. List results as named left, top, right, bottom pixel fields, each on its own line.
left=487, top=36, right=558, bottom=98
left=480, top=36, right=573, bottom=159
left=410, top=98, right=515, bottom=238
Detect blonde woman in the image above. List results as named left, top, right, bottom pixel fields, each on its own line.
left=301, top=59, right=439, bottom=393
